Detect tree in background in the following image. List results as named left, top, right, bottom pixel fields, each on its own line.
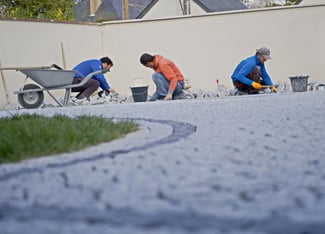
left=0, top=0, right=76, bottom=21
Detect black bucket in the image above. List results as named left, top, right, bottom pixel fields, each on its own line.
left=130, top=86, right=148, bottom=102
left=289, top=76, right=309, bottom=92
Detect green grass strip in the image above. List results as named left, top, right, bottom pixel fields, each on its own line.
left=0, top=114, right=138, bottom=164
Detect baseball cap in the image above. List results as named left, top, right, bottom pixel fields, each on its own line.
left=256, top=47, right=271, bottom=60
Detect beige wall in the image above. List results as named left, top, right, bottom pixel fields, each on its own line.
left=0, top=20, right=102, bottom=106
left=1, top=4, right=325, bottom=108
left=301, top=0, right=325, bottom=4
left=103, top=4, right=325, bottom=96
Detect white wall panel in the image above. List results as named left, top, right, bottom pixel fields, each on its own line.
left=1, top=4, right=324, bottom=107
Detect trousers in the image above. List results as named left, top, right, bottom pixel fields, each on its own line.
left=150, top=72, right=184, bottom=101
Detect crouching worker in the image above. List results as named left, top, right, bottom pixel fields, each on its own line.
left=72, top=57, right=115, bottom=103
left=140, top=53, right=184, bottom=101
left=231, top=47, right=276, bottom=95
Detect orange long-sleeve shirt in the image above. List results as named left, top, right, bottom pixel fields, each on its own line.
left=153, top=55, right=184, bottom=92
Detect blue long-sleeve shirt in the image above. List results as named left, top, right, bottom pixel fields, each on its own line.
left=231, top=55, right=272, bottom=86
left=73, top=59, right=110, bottom=91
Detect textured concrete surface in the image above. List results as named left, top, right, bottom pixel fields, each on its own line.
left=0, top=92, right=325, bottom=234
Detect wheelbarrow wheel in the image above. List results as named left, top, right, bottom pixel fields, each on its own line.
left=18, top=84, right=44, bottom=109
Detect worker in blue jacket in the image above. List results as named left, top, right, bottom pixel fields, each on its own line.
left=231, top=47, right=276, bottom=94
left=72, top=57, right=115, bottom=101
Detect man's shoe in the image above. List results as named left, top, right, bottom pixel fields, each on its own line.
left=230, top=88, right=238, bottom=96
left=149, top=91, right=160, bottom=101
left=71, top=97, right=90, bottom=105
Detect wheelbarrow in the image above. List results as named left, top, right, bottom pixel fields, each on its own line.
left=0, top=64, right=110, bottom=109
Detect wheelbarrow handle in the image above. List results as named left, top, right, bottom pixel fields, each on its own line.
left=101, top=67, right=110, bottom=74
left=51, top=64, right=64, bottom=70
left=67, top=68, right=110, bottom=90
left=0, top=65, right=53, bottom=71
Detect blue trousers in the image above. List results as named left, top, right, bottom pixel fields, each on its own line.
left=150, top=72, right=184, bottom=101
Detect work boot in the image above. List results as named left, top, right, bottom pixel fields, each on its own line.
left=71, top=97, right=90, bottom=105
left=230, top=88, right=238, bottom=96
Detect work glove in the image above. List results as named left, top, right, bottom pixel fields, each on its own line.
left=251, top=82, right=262, bottom=89
left=271, top=86, right=277, bottom=93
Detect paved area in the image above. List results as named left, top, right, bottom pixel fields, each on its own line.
left=0, top=91, right=325, bottom=234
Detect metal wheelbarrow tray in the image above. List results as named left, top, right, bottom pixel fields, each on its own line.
left=20, top=69, right=75, bottom=88
left=0, top=64, right=110, bottom=109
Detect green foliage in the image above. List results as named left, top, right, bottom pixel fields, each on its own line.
left=0, top=114, right=138, bottom=163
left=0, top=0, right=76, bottom=21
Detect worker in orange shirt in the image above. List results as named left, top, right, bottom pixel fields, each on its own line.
left=140, top=53, right=185, bottom=101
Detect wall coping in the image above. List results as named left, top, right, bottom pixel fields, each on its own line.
left=1, top=3, right=324, bottom=27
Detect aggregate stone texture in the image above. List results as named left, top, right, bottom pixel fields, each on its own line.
left=0, top=92, right=325, bottom=234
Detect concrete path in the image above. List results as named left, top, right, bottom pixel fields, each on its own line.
left=1, top=92, right=325, bottom=234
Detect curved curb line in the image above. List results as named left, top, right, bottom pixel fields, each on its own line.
left=0, top=118, right=197, bottom=181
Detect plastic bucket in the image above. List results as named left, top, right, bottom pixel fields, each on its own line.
left=130, top=85, right=148, bottom=102
left=289, top=76, right=309, bottom=92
